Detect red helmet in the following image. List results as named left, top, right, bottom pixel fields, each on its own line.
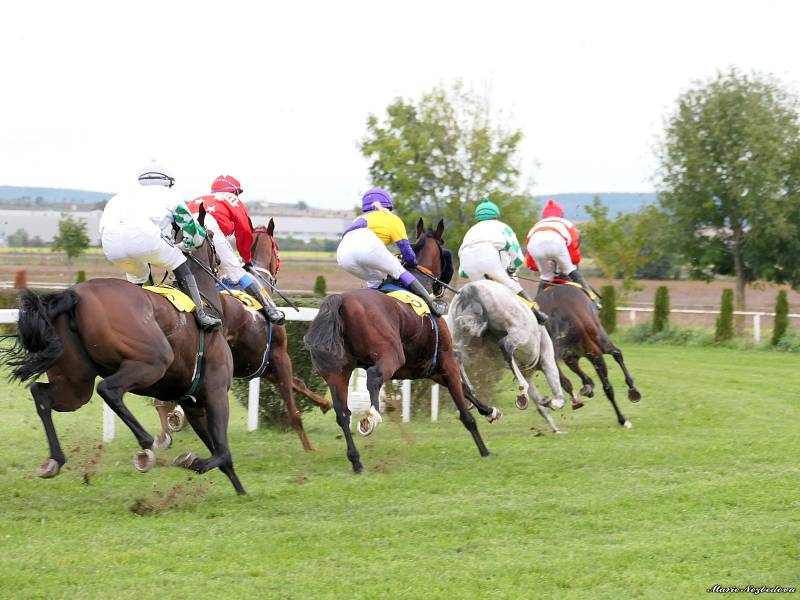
left=211, top=175, right=244, bottom=195
left=542, top=199, right=564, bottom=219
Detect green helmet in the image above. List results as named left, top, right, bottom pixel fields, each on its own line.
left=474, top=197, right=500, bottom=221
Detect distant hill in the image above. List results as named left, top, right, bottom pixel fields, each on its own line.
left=0, top=186, right=113, bottom=204
left=534, top=192, right=657, bottom=221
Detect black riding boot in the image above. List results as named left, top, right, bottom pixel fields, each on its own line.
left=173, top=263, right=222, bottom=331
left=406, top=279, right=447, bottom=317
left=518, top=289, right=548, bottom=324
left=243, top=281, right=286, bottom=326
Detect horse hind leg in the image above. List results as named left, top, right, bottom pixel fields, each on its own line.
left=498, top=336, right=529, bottom=412
left=291, top=376, right=332, bottom=413
left=328, top=371, right=363, bottom=473
left=434, top=353, right=490, bottom=458
left=608, top=346, right=641, bottom=403
left=265, top=350, right=316, bottom=451
left=586, top=353, right=631, bottom=428
left=360, top=354, right=403, bottom=436
left=565, top=356, right=595, bottom=399
left=31, top=382, right=69, bottom=478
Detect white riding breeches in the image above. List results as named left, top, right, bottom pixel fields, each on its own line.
left=459, top=241, right=523, bottom=294
left=203, top=214, right=247, bottom=283
left=101, top=224, right=186, bottom=284
left=527, top=230, right=576, bottom=281
left=337, top=227, right=406, bottom=288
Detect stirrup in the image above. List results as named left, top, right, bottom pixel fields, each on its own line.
left=266, top=307, right=286, bottom=325
left=195, top=311, right=222, bottom=331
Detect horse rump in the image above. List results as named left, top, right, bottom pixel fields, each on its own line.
left=450, top=284, right=490, bottom=339
left=1, top=289, right=79, bottom=383
left=303, top=294, right=350, bottom=373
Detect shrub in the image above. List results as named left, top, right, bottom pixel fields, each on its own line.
left=771, top=290, right=789, bottom=346
left=652, top=286, right=670, bottom=334
left=231, top=296, right=328, bottom=430
left=75, top=270, right=87, bottom=283
left=715, top=289, right=734, bottom=342
left=599, top=285, right=616, bottom=333
left=313, top=275, right=327, bottom=297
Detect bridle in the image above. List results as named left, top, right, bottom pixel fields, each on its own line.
left=252, top=226, right=280, bottom=286
left=411, top=232, right=450, bottom=298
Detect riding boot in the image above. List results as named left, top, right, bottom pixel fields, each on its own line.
left=567, top=270, right=602, bottom=308
left=537, top=279, right=549, bottom=298
left=517, top=289, right=548, bottom=324
left=173, top=263, right=222, bottom=331
left=243, top=281, right=286, bottom=326
left=406, top=278, right=447, bottom=317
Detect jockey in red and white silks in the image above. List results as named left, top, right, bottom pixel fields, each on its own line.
left=99, top=163, right=221, bottom=330
left=188, top=175, right=285, bottom=325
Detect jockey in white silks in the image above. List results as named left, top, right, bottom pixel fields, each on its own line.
left=336, top=187, right=447, bottom=317
left=99, top=163, right=222, bottom=331
left=458, top=198, right=548, bottom=324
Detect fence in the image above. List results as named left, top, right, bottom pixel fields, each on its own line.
left=1, top=301, right=797, bottom=442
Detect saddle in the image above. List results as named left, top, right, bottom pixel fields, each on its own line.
left=377, top=282, right=430, bottom=316
left=545, top=279, right=599, bottom=302
left=143, top=285, right=198, bottom=313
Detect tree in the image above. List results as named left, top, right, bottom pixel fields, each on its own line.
left=361, top=82, right=537, bottom=246
left=313, top=275, right=327, bottom=297
left=7, top=229, right=30, bottom=247
left=598, top=285, right=617, bottom=333
left=771, top=290, right=789, bottom=346
left=657, top=68, right=800, bottom=311
left=51, top=215, right=90, bottom=264
left=716, top=289, right=735, bottom=341
left=652, top=286, right=670, bottom=334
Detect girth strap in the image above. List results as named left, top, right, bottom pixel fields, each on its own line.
left=247, top=319, right=274, bottom=379
left=424, top=314, right=440, bottom=377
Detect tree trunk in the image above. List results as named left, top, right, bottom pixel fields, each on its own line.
left=732, top=231, right=746, bottom=334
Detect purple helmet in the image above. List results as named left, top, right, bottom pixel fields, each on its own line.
left=362, top=187, right=393, bottom=212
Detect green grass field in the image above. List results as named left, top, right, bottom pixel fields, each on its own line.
left=0, top=344, right=797, bottom=599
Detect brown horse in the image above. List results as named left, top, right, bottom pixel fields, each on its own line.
left=536, top=282, right=641, bottom=428
left=304, top=219, right=493, bottom=473
left=2, top=227, right=247, bottom=494
left=156, top=218, right=332, bottom=451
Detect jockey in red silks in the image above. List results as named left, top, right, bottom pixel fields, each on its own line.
left=525, top=199, right=597, bottom=304
left=188, top=175, right=285, bottom=325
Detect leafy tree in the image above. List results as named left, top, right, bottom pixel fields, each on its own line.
left=7, top=229, right=30, bottom=247
left=657, top=68, right=800, bottom=311
left=361, top=81, right=537, bottom=246
left=51, top=215, right=90, bottom=264
left=771, top=290, right=789, bottom=346
left=599, top=285, right=617, bottom=333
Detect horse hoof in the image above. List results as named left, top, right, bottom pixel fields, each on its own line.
left=358, top=416, right=376, bottom=436
left=133, top=449, right=155, bottom=473
left=153, top=432, right=172, bottom=450
left=628, top=389, right=642, bottom=403
left=623, top=420, right=633, bottom=429
left=571, top=399, right=585, bottom=410
left=486, top=407, right=502, bottom=423
left=580, top=385, right=594, bottom=398
left=172, top=451, right=195, bottom=468
left=167, top=406, right=186, bottom=432
left=515, top=395, right=529, bottom=410
left=36, top=459, right=61, bottom=478
left=547, top=397, right=566, bottom=410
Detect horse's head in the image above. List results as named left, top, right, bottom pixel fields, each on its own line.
left=252, top=218, right=280, bottom=284
left=412, top=218, right=454, bottom=298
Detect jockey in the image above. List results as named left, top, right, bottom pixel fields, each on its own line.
left=337, top=187, right=447, bottom=317
left=99, top=163, right=222, bottom=331
left=458, top=198, right=548, bottom=324
left=525, top=199, right=595, bottom=302
left=188, top=175, right=285, bottom=326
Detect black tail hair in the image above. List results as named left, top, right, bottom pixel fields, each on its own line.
left=1, top=289, right=79, bottom=382
left=303, top=294, right=349, bottom=373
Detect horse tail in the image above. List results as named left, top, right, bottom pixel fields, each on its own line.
left=303, top=294, right=349, bottom=373
left=452, top=285, right=489, bottom=338
left=2, top=289, right=79, bottom=383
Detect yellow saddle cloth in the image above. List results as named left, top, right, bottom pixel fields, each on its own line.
left=385, top=290, right=431, bottom=316
left=546, top=280, right=599, bottom=301
left=143, top=285, right=197, bottom=313
left=518, top=295, right=536, bottom=309
left=221, top=289, right=263, bottom=311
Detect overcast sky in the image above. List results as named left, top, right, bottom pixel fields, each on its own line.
left=1, top=0, right=798, bottom=208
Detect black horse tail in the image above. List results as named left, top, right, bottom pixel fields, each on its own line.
left=2, top=289, right=79, bottom=383
left=303, top=294, right=349, bottom=373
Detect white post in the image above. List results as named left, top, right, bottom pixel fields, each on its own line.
left=431, top=384, right=439, bottom=422
left=248, top=378, right=260, bottom=432
left=102, top=403, right=115, bottom=443
left=629, top=310, right=636, bottom=324
left=402, top=380, right=411, bottom=423
left=753, top=314, right=761, bottom=344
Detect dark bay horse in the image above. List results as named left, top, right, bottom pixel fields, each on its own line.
left=304, top=219, right=493, bottom=473
left=2, top=226, right=246, bottom=495
left=157, top=218, right=332, bottom=451
left=536, top=282, right=641, bottom=428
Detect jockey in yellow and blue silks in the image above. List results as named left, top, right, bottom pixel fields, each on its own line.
left=337, top=188, right=447, bottom=316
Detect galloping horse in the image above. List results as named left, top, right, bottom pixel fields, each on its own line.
left=2, top=219, right=246, bottom=494
left=449, top=280, right=567, bottom=433
left=536, top=282, right=641, bottom=428
left=304, top=219, right=494, bottom=473
left=157, top=219, right=332, bottom=451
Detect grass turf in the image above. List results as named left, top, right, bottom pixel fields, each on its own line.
left=0, top=344, right=797, bottom=599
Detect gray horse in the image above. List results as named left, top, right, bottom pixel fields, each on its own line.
left=448, top=280, right=567, bottom=433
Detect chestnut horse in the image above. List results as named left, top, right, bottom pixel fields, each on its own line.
left=157, top=219, right=331, bottom=451
left=2, top=227, right=246, bottom=495
left=536, top=282, right=641, bottom=428
left=304, top=219, right=493, bottom=473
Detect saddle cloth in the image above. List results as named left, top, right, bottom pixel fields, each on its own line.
left=220, top=288, right=262, bottom=311
left=547, top=279, right=599, bottom=301
left=378, top=282, right=431, bottom=316
left=143, top=285, right=197, bottom=312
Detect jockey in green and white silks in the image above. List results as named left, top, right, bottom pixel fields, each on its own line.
left=458, top=198, right=548, bottom=324
left=99, top=163, right=221, bottom=330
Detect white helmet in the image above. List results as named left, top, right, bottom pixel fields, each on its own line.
left=138, top=162, right=175, bottom=187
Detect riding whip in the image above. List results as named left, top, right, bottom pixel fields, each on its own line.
left=245, top=266, right=300, bottom=312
